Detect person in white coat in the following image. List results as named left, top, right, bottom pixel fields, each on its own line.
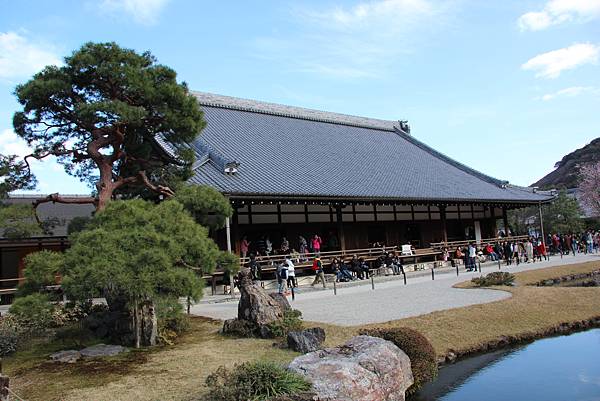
left=285, top=255, right=296, bottom=289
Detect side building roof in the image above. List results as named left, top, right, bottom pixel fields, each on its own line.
left=4, top=195, right=95, bottom=237
left=183, top=92, right=553, bottom=205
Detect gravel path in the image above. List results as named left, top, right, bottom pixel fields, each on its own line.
left=190, top=253, right=599, bottom=326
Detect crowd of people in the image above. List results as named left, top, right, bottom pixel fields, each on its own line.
left=240, top=233, right=336, bottom=259
left=442, top=229, right=600, bottom=269
left=547, top=231, right=600, bottom=256
left=242, top=229, right=600, bottom=294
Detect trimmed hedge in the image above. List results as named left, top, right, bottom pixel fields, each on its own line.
left=205, top=360, right=312, bottom=401
left=472, top=271, right=515, bottom=287
left=267, top=309, right=303, bottom=338
left=360, top=327, right=437, bottom=394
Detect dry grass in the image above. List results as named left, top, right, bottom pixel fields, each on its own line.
left=454, top=260, right=600, bottom=289
left=512, top=261, right=600, bottom=285
left=323, top=261, right=600, bottom=356
left=7, top=261, right=600, bottom=400
left=7, top=317, right=298, bottom=401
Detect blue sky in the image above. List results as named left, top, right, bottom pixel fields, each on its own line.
left=1, top=0, right=599, bottom=194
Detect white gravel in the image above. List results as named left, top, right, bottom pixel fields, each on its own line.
left=190, top=253, right=599, bottom=326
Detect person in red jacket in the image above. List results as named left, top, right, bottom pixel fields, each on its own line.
left=537, top=241, right=547, bottom=261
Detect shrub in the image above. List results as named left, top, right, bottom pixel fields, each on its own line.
left=67, top=216, right=91, bottom=235
left=360, top=327, right=437, bottom=394
left=471, top=271, right=515, bottom=287
left=156, top=296, right=189, bottom=334
left=0, top=317, right=22, bottom=356
left=9, top=293, right=56, bottom=334
left=205, top=361, right=312, bottom=401
left=267, top=309, right=303, bottom=338
left=54, top=324, right=96, bottom=348
left=52, top=300, right=95, bottom=327
left=17, top=250, right=63, bottom=297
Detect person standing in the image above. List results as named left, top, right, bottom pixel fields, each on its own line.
left=298, top=235, right=308, bottom=261
left=525, top=239, right=534, bottom=263
left=248, top=254, right=262, bottom=281
left=310, top=257, right=326, bottom=288
left=281, top=236, right=290, bottom=253
left=285, top=255, right=296, bottom=289
left=265, top=236, right=273, bottom=256
left=467, top=242, right=477, bottom=271
left=537, top=240, right=547, bottom=261
left=504, top=241, right=513, bottom=266
left=277, top=260, right=288, bottom=294
left=311, top=234, right=322, bottom=256
left=240, top=236, right=250, bottom=259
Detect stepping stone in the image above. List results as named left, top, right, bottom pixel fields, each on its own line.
left=80, top=344, right=127, bottom=358
left=50, top=350, right=82, bottom=363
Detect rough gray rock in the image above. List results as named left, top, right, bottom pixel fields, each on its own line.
left=287, top=327, right=326, bottom=353
left=222, top=268, right=288, bottom=338
left=80, top=344, right=127, bottom=358
left=222, top=318, right=258, bottom=337
left=289, top=335, right=413, bottom=401
left=269, top=292, right=292, bottom=312
left=50, top=350, right=82, bottom=363
left=238, top=269, right=285, bottom=326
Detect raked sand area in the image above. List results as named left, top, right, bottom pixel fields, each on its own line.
left=191, top=253, right=600, bottom=325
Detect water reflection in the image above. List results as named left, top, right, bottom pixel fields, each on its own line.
left=411, top=329, right=600, bottom=401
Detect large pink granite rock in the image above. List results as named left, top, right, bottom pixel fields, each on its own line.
left=288, top=335, right=413, bottom=401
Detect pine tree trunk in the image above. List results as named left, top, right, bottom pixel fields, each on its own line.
left=140, top=298, right=158, bottom=346
left=133, top=300, right=141, bottom=349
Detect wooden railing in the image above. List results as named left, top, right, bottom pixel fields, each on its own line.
left=0, top=278, right=24, bottom=295
left=239, top=246, right=398, bottom=267
left=430, top=235, right=531, bottom=250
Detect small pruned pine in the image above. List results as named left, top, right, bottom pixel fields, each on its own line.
left=471, top=272, right=515, bottom=287
left=204, top=361, right=312, bottom=401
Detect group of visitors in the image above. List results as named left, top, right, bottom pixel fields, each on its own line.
left=240, top=233, right=330, bottom=259
left=443, top=237, right=549, bottom=269
left=441, top=229, right=600, bottom=269
left=548, top=230, right=600, bottom=256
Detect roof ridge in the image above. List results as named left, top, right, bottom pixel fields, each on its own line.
left=192, top=91, right=399, bottom=132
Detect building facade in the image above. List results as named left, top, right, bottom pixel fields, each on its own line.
left=180, top=92, right=554, bottom=254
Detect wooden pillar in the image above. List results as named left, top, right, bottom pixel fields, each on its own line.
left=502, top=207, right=509, bottom=237
left=538, top=202, right=546, bottom=245
left=232, top=209, right=240, bottom=255
left=440, top=205, right=448, bottom=244
left=336, top=206, right=346, bottom=251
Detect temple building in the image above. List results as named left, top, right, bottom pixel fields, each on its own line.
left=181, top=92, right=554, bottom=254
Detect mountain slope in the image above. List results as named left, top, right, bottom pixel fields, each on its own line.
left=533, top=137, right=600, bottom=189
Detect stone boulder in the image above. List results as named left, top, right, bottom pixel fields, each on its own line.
left=269, top=292, right=292, bottom=312
left=287, top=327, right=326, bottom=353
left=238, top=269, right=285, bottom=326
left=50, top=350, right=82, bottom=363
left=223, top=268, right=289, bottom=338
left=288, top=335, right=413, bottom=401
left=80, top=344, right=127, bottom=358
left=222, top=318, right=258, bottom=337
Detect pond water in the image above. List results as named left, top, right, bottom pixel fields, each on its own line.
left=411, top=329, right=600, bottom=401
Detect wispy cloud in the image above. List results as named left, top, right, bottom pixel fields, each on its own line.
left=98, top=0, right=170, bottom=25
left=539, top=86, right=599, bottom=101
left=252, top=0, right=456, bottom=79
left=0, top=129, right=32, bottom=158
left=518, top=0, right=600, bottom=31
left=0, top=31, right=61, bottom=82
left=522, top=43, right=599, bottom=79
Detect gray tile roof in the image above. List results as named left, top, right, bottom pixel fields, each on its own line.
left=185, top=93, right=553, bottom=204
left=4, top=195, right=94, bottom=237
